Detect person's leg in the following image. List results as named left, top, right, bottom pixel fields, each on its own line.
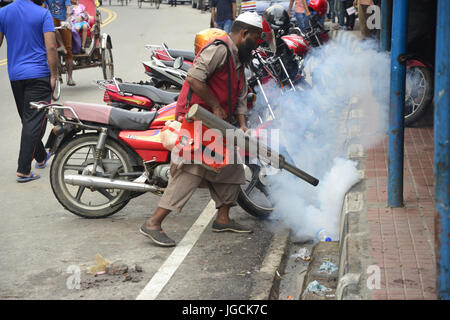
left=339, top=1, right=345, bottom=26
left=358, top=4, right=368, bottom=38
left=223, top=19, right=233, bottom=34
left=208, top=182, right=252, bottom=232
left=81, top=23, right=88, bottom=48
left=60, top=28, right=74, bottom=85
left=14, top=77, right=51, bottom=176
left=330, top=0, right=336, bottom=22
left=216, top=20, right=225, bottom=31
left=145, top=168, right=203, bottom=230
left=345, top=0, right=355, bottom=29
left=295, top=12, right=306, bottom=33
left=53, top=18, right=67, bottom=54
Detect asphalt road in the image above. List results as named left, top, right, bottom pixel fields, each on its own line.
left=0, top=4, right=281, bottom=300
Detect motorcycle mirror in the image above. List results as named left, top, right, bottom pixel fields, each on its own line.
left=173, top=56, right=183, bottom=70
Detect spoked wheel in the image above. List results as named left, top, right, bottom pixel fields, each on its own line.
left=50, top=135, right=135, bottom=218
left=101, top=46, right=114, bottom=80
left=237, top=163, right=275, bottom=219
left=52, top=77, right=62, bottom=101
left=405, top=65, right=433, bottom=126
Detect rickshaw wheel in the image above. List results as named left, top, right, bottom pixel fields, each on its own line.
left=101, top=47, right=114, bottom=80
left=52, top=77, right=62, bottom=101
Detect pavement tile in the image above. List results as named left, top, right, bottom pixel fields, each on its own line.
left=363, top=127, right=436, bottom=300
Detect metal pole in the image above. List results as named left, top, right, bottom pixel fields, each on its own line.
left=380, top=0, right=392, bottom=51
left=434, top=0, right=450, bottom=300
left=387, top=0, right=408, bottom=207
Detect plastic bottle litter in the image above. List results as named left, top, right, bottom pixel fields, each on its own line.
left=306, top=280, right=332, bottom=296
left=316, top=228, right=332, bottom=242
left=319, top=260, right=338, bottom=274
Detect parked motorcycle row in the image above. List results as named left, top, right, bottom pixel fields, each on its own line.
left=37, top=4, right=433, bottom=221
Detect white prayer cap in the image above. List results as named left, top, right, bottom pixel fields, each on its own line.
left=235, top=11, right=262, bottom=29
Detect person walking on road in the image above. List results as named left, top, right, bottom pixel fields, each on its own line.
left=169, top=0, right=176, bottom=7
left=288, top=0, right=311, bottom=34
left=140, top=12, right=263, bottom=247
left=211, top=0, right=236, bottom=34
left=0, top=0, right=57, bottom=182
left=44, top=0, right=76, bottom=86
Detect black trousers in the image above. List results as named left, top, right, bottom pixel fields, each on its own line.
left=169, top=0, right=176, bottom=6
left=10, top=76, right=51, bottom=175
left=343, top=0, right=356, bottom=29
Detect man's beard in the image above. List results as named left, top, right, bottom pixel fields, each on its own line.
left=238, top=37, right=256, bottom=65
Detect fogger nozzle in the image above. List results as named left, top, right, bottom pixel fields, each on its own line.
left=185, top=104, right=319, bottom=186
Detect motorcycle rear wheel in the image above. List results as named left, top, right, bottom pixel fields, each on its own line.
left=237, top=164, right=275, bottom=219
left=50, top=134, right=135, bottom=218
left=405, top=65, right=433, bottom=126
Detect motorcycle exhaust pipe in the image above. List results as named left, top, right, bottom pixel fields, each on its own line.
left=64, top=174, right=159, bottom=193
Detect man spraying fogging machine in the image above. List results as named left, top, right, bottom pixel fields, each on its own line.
left=140, top=12, right=318, bottom=247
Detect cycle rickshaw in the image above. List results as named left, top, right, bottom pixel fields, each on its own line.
left=53, top=0, right=114, bottom=101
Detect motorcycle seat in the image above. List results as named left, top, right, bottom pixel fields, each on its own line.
left=118, top=83, right=179, bottom=105
left=63, top=101, right=156, bottom=131
left=167, top=49, right=195, bottom=62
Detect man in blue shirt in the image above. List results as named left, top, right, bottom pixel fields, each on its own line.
left=0, top=0, right=58, bottom=182
left=211, top=0, right=236, bottom=34
left=45, top=0, right=75, bottom=85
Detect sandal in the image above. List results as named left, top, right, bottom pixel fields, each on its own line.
left=35, top=150, right=51, bottom=169
left=16, top=172, right=40, bottom=183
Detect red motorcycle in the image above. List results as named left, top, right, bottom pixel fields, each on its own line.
left=37, top=99, right=316, bottom=219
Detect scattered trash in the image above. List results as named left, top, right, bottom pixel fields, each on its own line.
left=134, top=264, right=143, bottom=273
left=325, top=294, right=336, bottom=298
left=306, top=280, right=332, bottom=296
left=123, top=274, right=133, bottom=282
left=87, top=254, right=111, bottom=275
left=106, top=261, right=128, bottom=275
left=288, top=295, right=293, bottom=300
left=95, top=271, right=106, bottom=276
left=276, top=270, right=282, bottom=279
left=236, top=270, right=251, bottom=276
left=323, top=257, right=329, bottom=261
left=292, top=247, right=311, bottom=261
left=319, top=261, right=338, bottom=274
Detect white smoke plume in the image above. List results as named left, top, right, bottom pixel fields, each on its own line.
left=252, top=33, right=391, bottom=241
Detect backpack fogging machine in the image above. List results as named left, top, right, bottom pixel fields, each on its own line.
left=185, top=104, right=319, bottom=187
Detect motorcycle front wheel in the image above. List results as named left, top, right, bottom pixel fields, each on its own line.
left=237, top=164, right=275, bottom=219
left=50, top=134, right=135, bottom=218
